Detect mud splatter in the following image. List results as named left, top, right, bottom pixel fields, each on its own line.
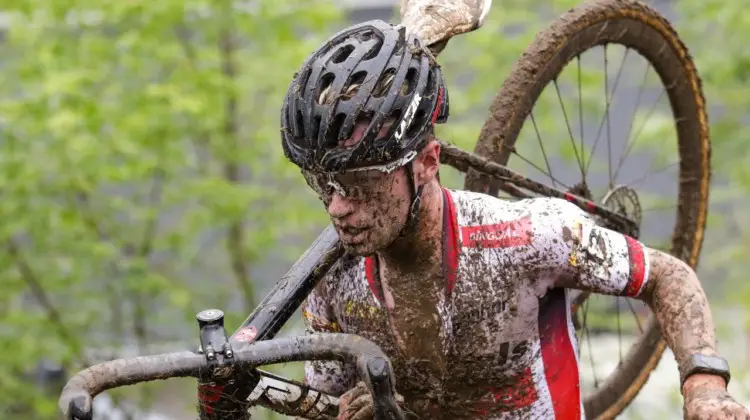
left=640, top=249, right=719, bottom=375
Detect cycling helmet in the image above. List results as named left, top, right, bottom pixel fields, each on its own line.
left=280, top=19, right=449, bottom=173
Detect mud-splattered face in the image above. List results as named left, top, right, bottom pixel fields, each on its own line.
left=326, top=167, right=412, bottom=256
left=304, top=119, right=415, bottom=256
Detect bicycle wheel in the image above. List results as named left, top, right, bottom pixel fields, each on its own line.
left=462, top=0, right=710, bottom=418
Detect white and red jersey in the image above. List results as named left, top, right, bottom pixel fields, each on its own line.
left=302, top=188, right=650, bottom=419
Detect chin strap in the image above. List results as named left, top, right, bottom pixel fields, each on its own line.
left=396, top=162, right=424, bottom=239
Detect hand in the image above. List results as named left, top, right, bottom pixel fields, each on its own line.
left=683, top=375, right=750, bottom=420
left=337, top=381, right=405, bottom=420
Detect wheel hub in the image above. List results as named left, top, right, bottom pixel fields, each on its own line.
left=600, top=185, right=642, bottom=239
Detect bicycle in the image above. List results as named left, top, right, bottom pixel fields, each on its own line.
left=59, top=0, right=710, bottom=418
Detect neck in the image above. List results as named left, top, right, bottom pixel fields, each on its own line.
left=377, top=180, right=444, bottom=275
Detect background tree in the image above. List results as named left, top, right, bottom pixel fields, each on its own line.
left=0, top=0, right=341, bottom=418
left=675, top=0, right=750, bottom=307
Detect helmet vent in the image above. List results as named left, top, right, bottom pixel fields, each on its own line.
left=316, top=73, right=336, bottom=105
left=406, top=109, right=427, bottom=139
left=404, top=67, right=418, bottom=95
left=330, top=113, right=347, bottom=144
left=373, top=68, right=396, bottom=98
left=362, top=43, right=382, bottom=61
left=343, top=71, right=367, bottom=99
left=332, top=44, right=355, bottom=64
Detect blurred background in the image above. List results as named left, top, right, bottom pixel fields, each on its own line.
left=0, top=0, right=747, bottom=419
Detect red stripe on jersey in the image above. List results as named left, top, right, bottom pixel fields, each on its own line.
left=442, top=188, right=459, bottom=298
left=366, top=190, right=461, bottom=302
left=472, top=367, right=538, bottom=414
left=623, top=236, right=647, bottom=297
left=461, top=216, right=532, bottom=248
left=364, top=256, right=382, bottom=304
left=539, top=288, right=581, bottom=419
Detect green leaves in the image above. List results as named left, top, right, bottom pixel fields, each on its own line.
left=0, top=0, right=341, bottom=417
left=675, top=0, right=750, bottom=312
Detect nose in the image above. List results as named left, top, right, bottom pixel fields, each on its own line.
left=327, top=192, right=355, bottom=219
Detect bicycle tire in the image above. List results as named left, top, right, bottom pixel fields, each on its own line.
left=462, top=0, right=710, bottom=418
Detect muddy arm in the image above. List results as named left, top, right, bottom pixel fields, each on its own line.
left=638, top=249, right=725, bottom=395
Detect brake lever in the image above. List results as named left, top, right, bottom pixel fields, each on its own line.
left=365, top=357, right=406, bottom=420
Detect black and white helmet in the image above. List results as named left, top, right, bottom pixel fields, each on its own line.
left=280, top=19, right=449, bottom=173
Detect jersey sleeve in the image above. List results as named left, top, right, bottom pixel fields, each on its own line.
left=531, top=197, right=650, bottom=298
left=301, top=281, right=356, bottom=396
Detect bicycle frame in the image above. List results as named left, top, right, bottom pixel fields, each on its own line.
left=199, top=142, right=639, bottom=418
left=195, top=224, right=344, bottom=418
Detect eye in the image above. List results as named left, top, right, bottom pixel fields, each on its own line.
left=327, top=180, right=348, bottom=197
left=348, top=186, right=366, bottom=201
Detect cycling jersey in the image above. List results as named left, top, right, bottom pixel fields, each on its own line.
left=302, top=188, right=650, bottom=419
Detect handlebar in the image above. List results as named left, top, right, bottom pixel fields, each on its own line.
left=59, top=333, right=405, bottom=420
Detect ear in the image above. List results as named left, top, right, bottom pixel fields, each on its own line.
left=414, top=138, right=441, bottom=186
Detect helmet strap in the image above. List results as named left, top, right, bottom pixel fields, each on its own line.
left=397, top=162, right=424, bottom=239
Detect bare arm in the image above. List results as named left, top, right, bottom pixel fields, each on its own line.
left=639, top=249, right=726, bottom=395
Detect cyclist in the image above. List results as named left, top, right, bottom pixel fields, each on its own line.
left=279, top=20, right=749, bottom=419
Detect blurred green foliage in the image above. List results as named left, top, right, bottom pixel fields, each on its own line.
left=0, top=0, right=340, bottom=417
left=0, top=0, right=747, bottom=418
left=675, top=0, right=750, bottom=310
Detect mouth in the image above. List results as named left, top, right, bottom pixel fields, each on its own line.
left=337, top=225, right=369, bottom=242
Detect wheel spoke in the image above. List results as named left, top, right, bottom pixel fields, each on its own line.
left=625, top=161, right=679, bottom=187
left=553, top=78, right=585, bottom=181
left=530, top=111, right=559, bottom=189
left=582, top=298, right=599, bottom=388
left=612, top=61, right=653, bottom=181
left=578, top=55, right=585, bottom=170
left=584, top=47, right=629, bottom=176
left=509, top=146, right=571, bottom=190
left=626, top=299, right=644, bottom=334
left=613, top=87, right=667, bottom=182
